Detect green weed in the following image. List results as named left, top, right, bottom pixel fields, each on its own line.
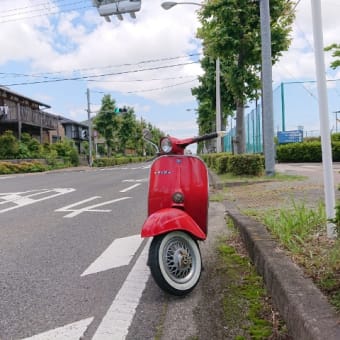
left=263, top=200, right=326, bottom=253
left=218, top=236, right=279, bottom=339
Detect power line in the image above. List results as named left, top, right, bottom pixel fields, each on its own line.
left=91, top=79, right=198, bottom=95
left=126, top=79, right=198, bottom=94
left=88, top=75, right=198, bottom=83
left=0, top=3, right=92, bottom=24
left=0, top=53, right=201, bottom=80
left=2, top=61, right=200, bottom=86
left=0, top=0, right=86, bottom=18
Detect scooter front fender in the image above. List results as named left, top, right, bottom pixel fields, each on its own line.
left=141, top=208, right=206, bottom=240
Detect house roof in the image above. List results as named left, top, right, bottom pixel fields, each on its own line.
left=0, top=85, right=51, bottom=108
left=60, top=117, right=89, bottom=128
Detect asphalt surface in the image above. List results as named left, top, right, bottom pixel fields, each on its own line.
left=3, top=162, right=340, bottom=339
left=210, top=163, right=340, bottom=340
left=0, top=164, right=151, bottom=339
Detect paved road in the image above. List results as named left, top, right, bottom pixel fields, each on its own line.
left=276, top=162, right=340, bottom=184
left=0, top=164, right=228, bottom=340
left=0, top=164, right=158, bottom=340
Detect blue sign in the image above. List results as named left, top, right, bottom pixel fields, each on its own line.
left=277, top=130, right=303, bottom=144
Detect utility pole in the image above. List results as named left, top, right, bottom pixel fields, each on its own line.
left=260, top=0, right=275, bottom=176
left=311, top=0, right=336, bottom=238
left=86, top=88, right=93, bottom=167
left=333, top=110, right=340, bottom=133
left=216, top=57, right=222, bottom=152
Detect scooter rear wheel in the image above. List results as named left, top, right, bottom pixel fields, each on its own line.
left=149, top=231, right=202, bottom=296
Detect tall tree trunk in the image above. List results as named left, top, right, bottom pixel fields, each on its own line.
left=235, top=101, right=246, bottom=154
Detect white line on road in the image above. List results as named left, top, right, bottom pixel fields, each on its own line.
left=119, top=183, right=141, bottom=193
left=0, top=188, right=75, bottom=214
left=92, top=240, right=150, bottom=340
left=55, top=197, right=131, bottom=218
left=22, top=317, right=94, bottom=340
left=122, top=178, right=148, bottom=183
left=81, top=235, right=144, bottom=276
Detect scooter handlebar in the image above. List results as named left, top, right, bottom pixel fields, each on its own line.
left=193, top=131, right=226, bottom=144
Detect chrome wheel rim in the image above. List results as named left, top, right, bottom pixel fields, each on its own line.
left=162, top=236, right=196, bottom=284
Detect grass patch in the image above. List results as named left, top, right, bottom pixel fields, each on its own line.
left=210, top=190, right=227, bottom=202
left=258, top=200, right=340, bottom=312
left=263, top=200, right=326, bottom=253
left=213, top=166, right=340, bottom=314
left=217, top=230, right=288, bottom=339
left=218, top=171, right=306, bottom=183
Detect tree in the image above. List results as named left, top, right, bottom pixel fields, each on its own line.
left=93, top=94, right=120, bottom=156
left=117, top=108, right=137, bottom=155
left=196, top=0, right=295, bottom=153
left=192, top=56, right=236, bottom=153
left=0, top=130, right=19, bottom=159
left=325, top=44, right=340, bottom=69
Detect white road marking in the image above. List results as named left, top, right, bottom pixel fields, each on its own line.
left=0, top=188, right=75, bottom=214
left=81, top=235, right=144, bottom=276
left=120, top=183, right=141, bottom=193
left=122, top=178, right=148, bottom=183
left=22, top=317, right=94, bottom=340
left=55, top=196, right=131, bottom=218
left=92, top=239, right=150, bottom=340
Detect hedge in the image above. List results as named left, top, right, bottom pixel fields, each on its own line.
left=0, top=161, right=47, bottom=174
left=200, top=153, right=264, bottom=176
left=276, top=141, right=340, bottom=162
left=92, top=156, right=147, bottom=167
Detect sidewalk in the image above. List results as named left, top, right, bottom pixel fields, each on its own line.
left=209, top=166, right=340, bottom=340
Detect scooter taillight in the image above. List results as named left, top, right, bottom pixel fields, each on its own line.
left=172, top=192, right=184, bottom=204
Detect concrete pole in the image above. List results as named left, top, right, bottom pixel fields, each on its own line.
left=260, top=0, right=275, bottom=176
left=216, top=57, right=222, bottom=152
left=86, top=88, right=93, bottom=167
left=310, top=0, right=336, bottom=238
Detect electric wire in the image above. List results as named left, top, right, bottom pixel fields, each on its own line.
left=2, top=61, right=200, bottom=86
left=126, top=79, right=198, bottom=94
left=0, top=53, right=201, bottom=80
left=0, top=3, right=92, bottom=24
left=0, top=1, right=87, bottom=18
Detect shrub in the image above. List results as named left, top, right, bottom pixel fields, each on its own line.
left=51, top=139, right=79, bottom=166
left=228, top=154, right=264, bottom=176
left=93, top=158, right=116, bottom=167
left=20, top=133, right=43, bottom=158
left=216, top=155, right=230, bottom=174
left=276, top=142, right=322, bottom=162
left=0, top=161, right=47, bottom=174
left=276, top=141, right=340, bottom=163
left=0, top=130, right=19, bottom=159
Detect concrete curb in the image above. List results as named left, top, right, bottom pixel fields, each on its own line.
left=208, top=169, right=340, bottom=339
left=209, top=171, right=340, bottom=340
left=226, top=206, right=340, bottom=340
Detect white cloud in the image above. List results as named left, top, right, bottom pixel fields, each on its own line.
left=273, top=0, right=340, bottom=83
left=0, top=1, right=202, bottom=105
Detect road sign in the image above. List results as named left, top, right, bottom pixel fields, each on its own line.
left=277, top=130, right=303, bottom=144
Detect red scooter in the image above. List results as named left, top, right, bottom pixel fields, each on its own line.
left=141, top=130, right=223, bottom=296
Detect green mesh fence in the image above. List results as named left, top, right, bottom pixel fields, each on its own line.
left=223, top=79, right=340, bottom=153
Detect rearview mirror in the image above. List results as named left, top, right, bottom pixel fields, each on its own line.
left=142, top=129, right=153, bottom=141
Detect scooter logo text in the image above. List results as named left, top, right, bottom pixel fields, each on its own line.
left=154, top=170, right=172, bottom=175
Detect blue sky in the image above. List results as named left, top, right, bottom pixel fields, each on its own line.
left=0, top=0, right=340, bottom=150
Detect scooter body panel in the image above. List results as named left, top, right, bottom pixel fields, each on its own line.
left=147, top=155, right=209, bottom=235
left=141, top=208, right=206, bottom=240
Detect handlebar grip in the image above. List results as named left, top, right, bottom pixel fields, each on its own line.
left=194, top=132, right=218, bottom=143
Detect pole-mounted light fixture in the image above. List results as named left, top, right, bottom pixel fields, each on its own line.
left=161, top=2, right=202, bottom=10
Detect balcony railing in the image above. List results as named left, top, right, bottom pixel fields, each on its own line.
left=0, top=105, right=58, bottom=130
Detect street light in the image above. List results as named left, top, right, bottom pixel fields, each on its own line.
left=161, top=2, right=202, bottom=10
left=161, top=1, right=223, bottom=153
